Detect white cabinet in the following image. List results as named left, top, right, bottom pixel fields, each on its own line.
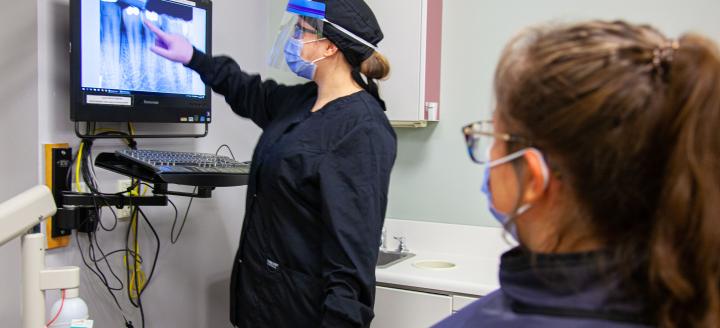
left=372, top=286, right=481, bottom=327
left=452, top=295, right=480, bottom=313
left=366, top=0, right=443, bottom=128
left=372, top=286, right=452, bottom=328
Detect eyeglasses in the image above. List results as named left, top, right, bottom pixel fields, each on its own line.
left=293, top=23, right=322, bottom=39
left=462, top=120, right=530, bottom=164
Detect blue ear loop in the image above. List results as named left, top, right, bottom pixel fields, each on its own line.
left=481, top=147, right=549, bottom=241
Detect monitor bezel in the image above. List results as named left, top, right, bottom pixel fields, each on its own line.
left=70, top=0, right=213, bottom=123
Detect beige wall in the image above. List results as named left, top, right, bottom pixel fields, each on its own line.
left=0, top=0, right=39, bottom=327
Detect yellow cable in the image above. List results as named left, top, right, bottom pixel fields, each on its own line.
left=75, top=142, right=84, bottom=192
left=126, top=178, right=147, bottom=300
left=93, top=128, right=130, bottom=146
left=128, top=216, right=146, bottom=299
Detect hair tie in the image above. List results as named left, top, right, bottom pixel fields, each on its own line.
left=652, top=40, right=680, bottom=68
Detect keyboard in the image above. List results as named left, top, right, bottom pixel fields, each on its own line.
left=116, top=149, right=251, bottom=175
left=94, top=149, right=251, bottom=187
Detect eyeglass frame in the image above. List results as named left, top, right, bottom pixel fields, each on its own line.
left=293, top=20, right=323, bottom=39
left=462, top=120, right=532, bottom=164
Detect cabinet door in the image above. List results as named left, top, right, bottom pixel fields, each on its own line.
left=365, top=0, right=425, bottom=122
left=372, top=286, right=452, bottom=328
left=452, top=295, right=480, bottom=313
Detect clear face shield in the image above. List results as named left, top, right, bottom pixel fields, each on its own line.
left=268, top=0, right=382, bottom=77
left=267, top=0, right=326, bottom=72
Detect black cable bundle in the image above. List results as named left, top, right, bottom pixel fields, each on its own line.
left=73, top=137, right=136, bottom=327
left=69, top=125, right=145, bottom=327
left=67, top=131, right=226, bottom=327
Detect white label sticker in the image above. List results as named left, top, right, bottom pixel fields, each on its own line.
left=168, top=0, right=196, bottom=7
left=86, top=95, right=132, bottom=106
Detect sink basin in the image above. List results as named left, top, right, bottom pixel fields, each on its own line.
left=376, top=250, right=415, bottom=268
left=412, top=260, right=457, bottom=270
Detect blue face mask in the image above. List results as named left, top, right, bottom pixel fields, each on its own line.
left=481, top=148, right=549, bottom=241
left=481, top=165, right=520, bottom=240
left=284, top=37, right=326, bottom=80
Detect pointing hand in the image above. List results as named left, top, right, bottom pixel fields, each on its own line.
left=144, top=18, right=194, bottom=65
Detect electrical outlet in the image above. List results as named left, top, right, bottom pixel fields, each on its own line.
left=116, top=179, right=135, bottom=221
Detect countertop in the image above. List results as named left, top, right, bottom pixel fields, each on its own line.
left=375, top=251, right=500, bottom=297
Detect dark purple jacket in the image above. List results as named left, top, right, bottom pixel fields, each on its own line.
left=434, top=248, right=654, bottom=327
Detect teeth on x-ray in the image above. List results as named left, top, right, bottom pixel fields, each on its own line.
left=146, top=10, right=159, bottom=22
left=125, top=6, right=140, bottom=15
left=99, top=1, right=203, bottom=95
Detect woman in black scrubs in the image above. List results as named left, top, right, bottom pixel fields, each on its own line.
left=145, top=0, right=396, bottom=327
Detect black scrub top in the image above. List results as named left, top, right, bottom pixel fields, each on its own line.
left=187, top=49, right=397, bottom=328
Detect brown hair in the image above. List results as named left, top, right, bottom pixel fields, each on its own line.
left=361, top=51, right=391, bottom=80
left=494, top=21, right=720, bottom=327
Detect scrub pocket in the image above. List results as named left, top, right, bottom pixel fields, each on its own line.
left=258, top=258, right=324, bottom=326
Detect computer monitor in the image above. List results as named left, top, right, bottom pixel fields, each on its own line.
left=70, top=0, right=212, bottom=123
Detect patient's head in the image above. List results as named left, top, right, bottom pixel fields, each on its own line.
left=491, top=20, right=720, bottom=326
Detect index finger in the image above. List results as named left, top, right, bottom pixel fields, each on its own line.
left=143, top=18, right=167, bottom=39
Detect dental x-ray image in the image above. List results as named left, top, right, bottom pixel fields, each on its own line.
left=83, top=0, right=207, bottom=96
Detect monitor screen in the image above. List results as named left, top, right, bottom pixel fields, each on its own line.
left=71, top=0, right=212, bottom=123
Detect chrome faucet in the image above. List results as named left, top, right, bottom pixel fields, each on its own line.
left=393, top=236, right=409, bottom=253
left=380, top=227, right=387, bottom=251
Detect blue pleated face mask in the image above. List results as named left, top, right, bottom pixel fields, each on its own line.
left=481, top=147, right=549, bottom=241
left=284, top=37, right=327, bottom=80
